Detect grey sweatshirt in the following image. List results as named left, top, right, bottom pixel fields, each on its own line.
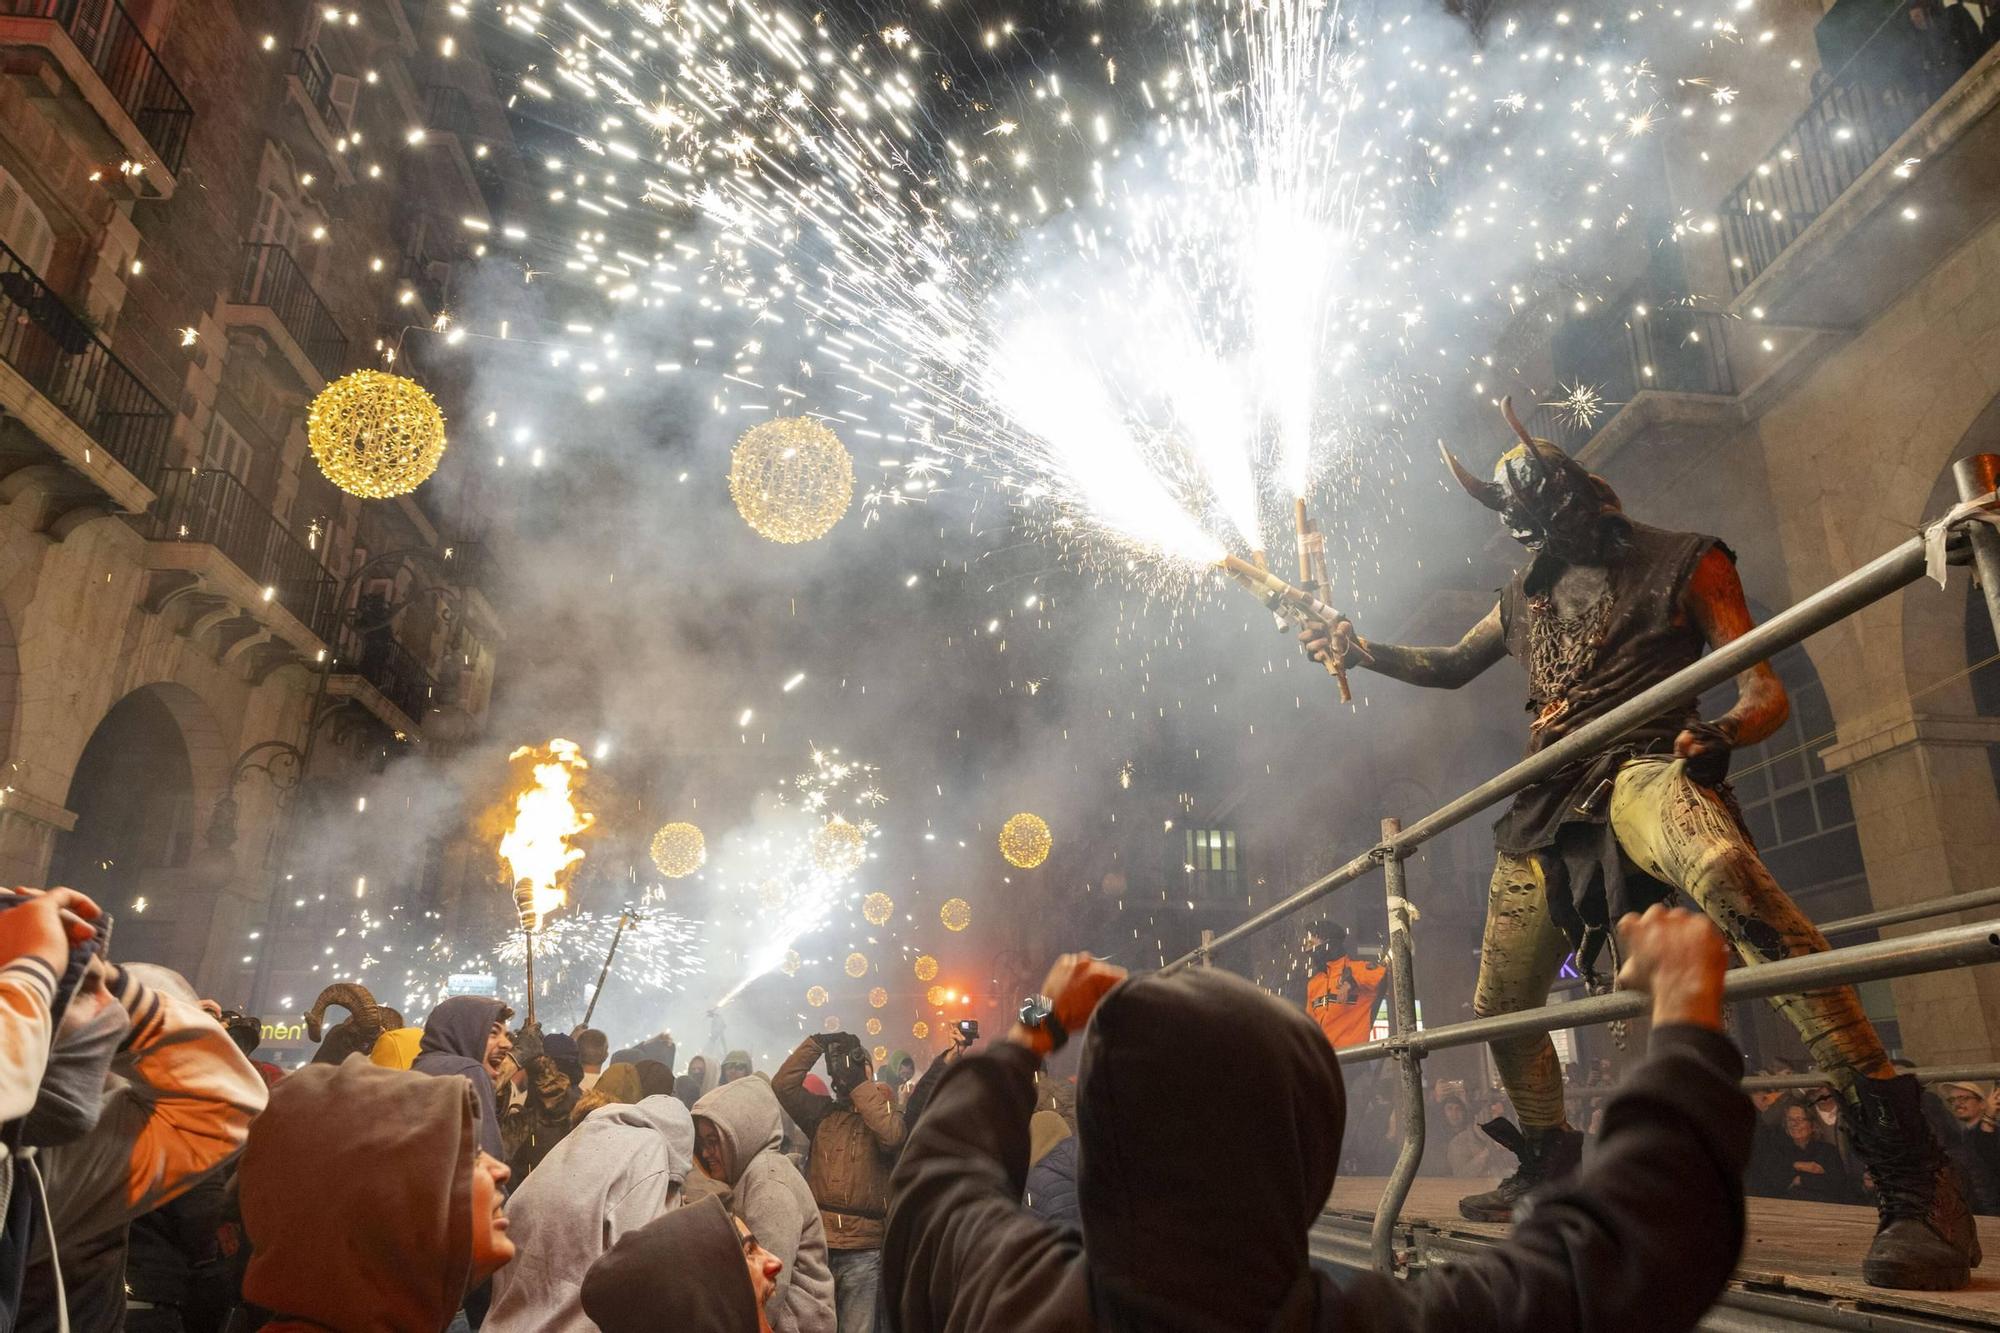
left=693, top=1077, right=836, bottom=1333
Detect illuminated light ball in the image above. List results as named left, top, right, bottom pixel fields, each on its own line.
left=758, top=878, right=788, bottom=908
left=649, top=822, right=706, bottom=878
left=999, top=812, right=1053, bottom=869
left=805, top=985, right=829, bottom=1008
left=844, top=951, right=869, bottom=979
left=912, top=1021, right=930, bottom=1041
left=866, top=1017, right=882, bottom=1036
left=823, top=1015, right=841, bottom=1032
left=728, top=415, right=854, bottom=544
left=812, top=819, right=867, bottom=876
left=307, top=369, right=447, bottom=499
left=873, top=1045, right=888, bottom=1064
left=780, top=949, right=802, bottom=977
left=869, top=986, right=888, bottom=1009
left=914, top=955, right=939, bottom=982
left=926, top=984, right=948, bottom=1007
left=940, top=898, right=972, bottom=932
left=862, top=892, right=894, bottom=926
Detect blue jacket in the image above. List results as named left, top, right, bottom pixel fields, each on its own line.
left=1023, top=1136, right=1079, bottom=1229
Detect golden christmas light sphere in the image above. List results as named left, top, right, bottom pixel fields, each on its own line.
left=844, top=951, right=869, bottom=978
left=999, top=812, right=1053, bottom=869
left=812, top=819, right=867, bottom=876
left=307, top=369, right=447, bottom=499
left=869, top=987, right=888, bottom=1009
left=926, top=984, right=948, bottom=1006
left=781, top=950, right=802, bottom=977
left=823, top=1015, right=841, bottom=1032
left=862, top=892, right=894, bottom=926
left=758, top=878, right=788, bottom=908
left=649, top=822, right=706, bottom=878
left=806, top=985, right=829, bottom=1008
left=914, top=954, right=938, bottom=981
left=940, top=897, right=972, bottom=932
left=728, top=416, right=854, bottom=543
left=873, top=1045, right=888, bottom=1064
left=866, top=1017, right=882, bottom=1036
left=912, top=1021, right=930, bottom=1041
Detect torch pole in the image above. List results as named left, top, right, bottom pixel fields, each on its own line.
left=580, top=910, right=633, bottom=1029
left=524, top=928, right=537, bottom=1027
left=513, top=879, right=538, bottom=1027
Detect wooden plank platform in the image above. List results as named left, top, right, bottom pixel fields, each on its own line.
left=1327, top=1177, right=2000, bottom=1327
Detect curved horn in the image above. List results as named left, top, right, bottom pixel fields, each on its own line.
left=304, top=981, right=380, bottom=1042
left=1499, top=395, right=1536, bottom=448
left=1440, top=441, right=1506, bottom=511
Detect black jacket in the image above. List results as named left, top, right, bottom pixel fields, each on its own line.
left=884, top=966, right=1753, bottom=1333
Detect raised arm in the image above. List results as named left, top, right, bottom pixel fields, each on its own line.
left=1302, top=602, right=1508, bottom=690
left=773, top=1035, right=831, bottom=1138
left=1677, top=545, right=1788, bottom=756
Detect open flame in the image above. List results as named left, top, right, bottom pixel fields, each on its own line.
left=499, top=738, right=594, bottom=931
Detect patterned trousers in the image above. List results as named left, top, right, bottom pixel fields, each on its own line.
left=1473, top=756, right=1892, bottom=1130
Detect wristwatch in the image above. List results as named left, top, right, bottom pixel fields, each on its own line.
left=1018, top=994, right=1067, bottom=1054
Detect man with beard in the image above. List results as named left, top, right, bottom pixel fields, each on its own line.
left=1298, top=398, right=1975, bottom=1291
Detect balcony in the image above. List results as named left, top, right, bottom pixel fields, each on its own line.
left=399, top=248, right=447, bottom=316
left=0, top=0, right=192, bottom=191
left=1524, top=286, right=1737, bottom=464
left=1719, top=33, right=2000, bottom=326
left=423, top=83, right=472, bottom=138
left=331, top=626, right=436, bottom=735
left=227, top=243, right=349, bottom=387
left=137, top=468, right=337, bottom=671
left=0, top=237, right=166, bottom=517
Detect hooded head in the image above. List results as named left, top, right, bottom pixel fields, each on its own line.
left=543, top=1032, right=586, bottom=1088
left=582, top=1196, right=774, bottom=1333
left=635, top=1060, right=677, bottom=1100
left=1077, top=967, right=1344, bottom=1330
left=691, top=1074, right=785, bottom=1185
left=418, top=996, right=514, bottom=1080
left=1443, top=397, right=1628, bottom=565
left=241, top=1058, right=494, bottom=1329
left=721, top=1049, right=754, bottom=1084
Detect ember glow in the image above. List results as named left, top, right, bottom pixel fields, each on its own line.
left=499, top=739, right=595, bottom=930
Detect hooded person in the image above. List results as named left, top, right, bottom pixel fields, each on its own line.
left=571, top=1060, right=644, bottom=1125
left=542, top=1032, right=586, bottom=1092
left=635, top=1060, right=677, bottom=1100
left=1022, top=1111, right=1078, bottom=1229
left=483, top=1093, right=696, bottom=1332
left=582, top=1197, right=784, bottom=1333
left=886, top=920, right=1756, bottom=1333
left=692, top=1077, right=836, bottom=1333
left=238, top=1057, right=516, bottom=1332
left=675, top=1054, right=710, bottom=1108
left=413, top=996, right=513, bottom=1161
left=721, top=1049, right=754, bottom=1084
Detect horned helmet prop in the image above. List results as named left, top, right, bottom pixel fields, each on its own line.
left=1440, top=396, right=1627, bottom=563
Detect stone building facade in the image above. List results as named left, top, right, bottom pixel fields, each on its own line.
left=0, top=0, right=515, bottom=1009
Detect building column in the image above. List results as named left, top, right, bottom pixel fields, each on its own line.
left=0, top=785, right=71, bottom=885
left=1822, top=709, right=2000, bottom=1063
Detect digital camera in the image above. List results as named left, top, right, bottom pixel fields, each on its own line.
left=956, top=1019, right=980, bottom=1041
left=822, top=1032, right=867, bottom=1093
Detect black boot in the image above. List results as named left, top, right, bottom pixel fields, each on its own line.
left=1457, top=1118, right=1585, bottom=1223
left=1847, top=1074, right=1981, bottom=1291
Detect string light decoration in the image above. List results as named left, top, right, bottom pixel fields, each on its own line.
left=728, top=416, right=854, bottom=543
left=844, top=951, right=869, bottom=978
left=926, top=984, right=949, bottom=1006
left=869, top=986, right=888, bottom=1008
left=648, top=822, right=706, bottom=878
left=866, top=1017, right=882, bottom=1036
left=914, top=955, right=938, bottom=981
left=781, top=950, right=802, bottom=976
left=812, top=818, right=867, bottom=875
left=873, top=1044, right=888, bottom=1063
left=862, top=892, right=894, bottom=926
left=913, top=1021, right=930, bottom=1041
left=806, top=985, right=829, bottom=1007
left=940, top=898, right=972, bottom=932
left=999, top=812, right=1053, bottom=869
left=306, top=369, right=447, bottom=499
left=823, top=1015, right=842, bottom=1032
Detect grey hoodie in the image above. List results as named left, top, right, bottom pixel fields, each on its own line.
left=485, top=1093, right=695, bottom=1333
left=693, top=1077, right=836, bottom=1333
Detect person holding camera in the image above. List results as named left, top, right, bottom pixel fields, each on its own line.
left=774, top=1032, right=906, bottom=1333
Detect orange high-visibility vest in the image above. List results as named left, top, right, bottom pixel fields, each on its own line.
left=1307, top=956, right=1388, bottom=1049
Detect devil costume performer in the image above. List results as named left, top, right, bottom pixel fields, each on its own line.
left=1307, top=399, right=1979, bottom=1292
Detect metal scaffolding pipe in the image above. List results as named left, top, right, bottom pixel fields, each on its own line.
left=1336, top=918, right=2000, bottom=1064
left=1820, top=885, right=2000, bottom=938
left=1741, top=1064, right=2000, bottom=1093
left=1955, top=456, right=2000, bottom=648
left=1371, top=822, right=1422, bottom=1274
left=1166, top=519, right=1966, bottom=971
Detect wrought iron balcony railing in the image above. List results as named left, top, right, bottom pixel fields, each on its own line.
left=233, top=243, right=349, bottom=383
left=2, top=0, right=193, bottom=174
left=142, top=468, right=340, bottom=642
left=1719, top=28, right=1968, bottom=294
left=0, top=238, right=170, bottom=485
left=1527, top=285, right=1737, bottom=453
left=423, top=83, right=474, bottom=138
left=289, top=45, right=346, bottom=136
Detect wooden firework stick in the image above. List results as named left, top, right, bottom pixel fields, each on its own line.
left=1293, top=499, right=1353, bottom=702
left=580, top=909, right=635, bottom=1028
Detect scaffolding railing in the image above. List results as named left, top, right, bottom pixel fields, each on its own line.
left=1163, top=461, right=2000, bottom=1276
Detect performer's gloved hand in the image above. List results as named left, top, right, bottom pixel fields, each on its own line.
left=1298, top=614, right=1364, bottom=669
left=1673, top=717, right=1738, bottom=787
left=1614, top=904, right=1729, bottom=1033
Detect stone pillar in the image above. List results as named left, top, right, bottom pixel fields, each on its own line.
left=1821, top=709, right=2000, bottom=1063
left=0, top=786, right=70, bottom=884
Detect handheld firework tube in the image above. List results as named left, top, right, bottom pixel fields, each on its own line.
left=1218, top=552, right=1370, bottom=703
left=1293, top=498, right=1353, bottom=702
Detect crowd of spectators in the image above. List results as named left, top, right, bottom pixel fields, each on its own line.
left=0, top=884, right=1972, bottom=1331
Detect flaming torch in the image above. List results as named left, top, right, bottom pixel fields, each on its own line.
left=498, top=739, right=595, bottom=1022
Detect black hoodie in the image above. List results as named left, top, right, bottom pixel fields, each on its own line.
left=884, top=967, right=1753, bottom=1333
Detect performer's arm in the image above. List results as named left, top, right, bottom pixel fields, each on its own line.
left=1300, top=603, right=1507, bottom=689
left=1678, top=546, right=1789, bottom=755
